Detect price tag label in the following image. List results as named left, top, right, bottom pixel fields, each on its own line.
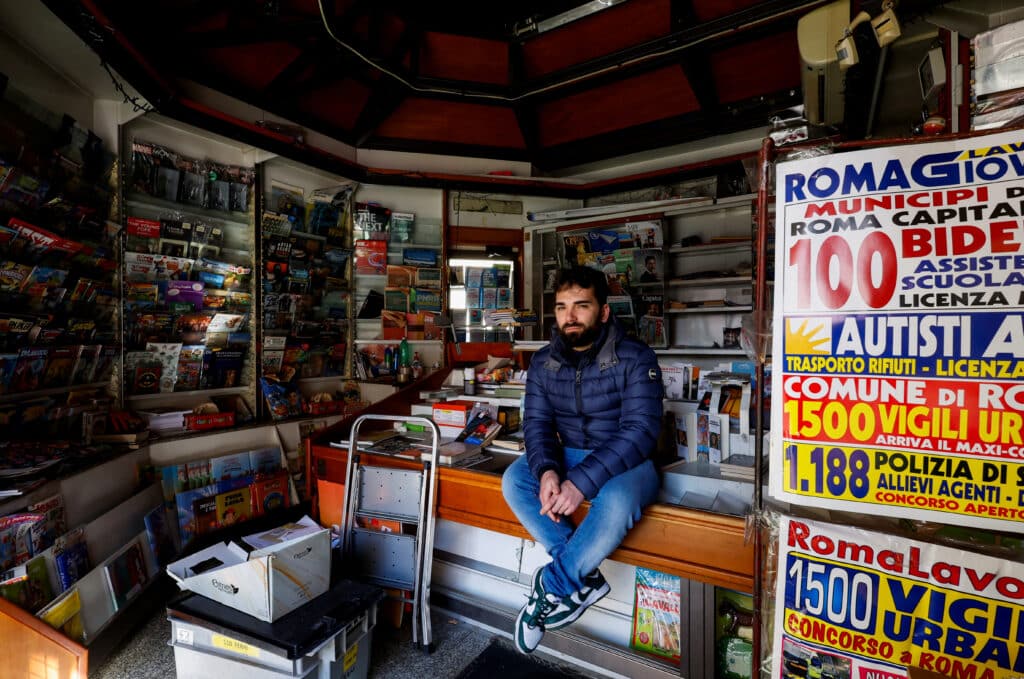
left=212, top=633, right=260, bottom=658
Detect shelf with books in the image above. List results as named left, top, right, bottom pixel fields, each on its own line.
left=655, top=347, right=749, bottom=356
left=0, top=457, right=164, bottom=647
left=353, top=339, right=442, bottom=345
left=125, top=385, right=249, bottom=403
left=257, top=159, right=356, bottom=422
left=120, top=114, right=259, bottom=428
left=529, top=215, right=668, bottom=348
left=0, top=86, right=120, bottom=467
left=124, top=194, right=250, bottom=229
left=0, top=381, right=110, bottom=405
left=667, top=242, right=751, bottom=257
left=666, top=305, right=753, bottom=315
left=666, top=276, right=750, bottom=288
left=351, top=188, right=446, bottom=379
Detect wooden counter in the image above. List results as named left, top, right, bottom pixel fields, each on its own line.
left=310, top=435, right=754, bottom=592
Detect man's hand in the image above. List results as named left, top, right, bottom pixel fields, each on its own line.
left=538, top=470, right=562, bottom=522
left=550, top=479, right=584, bottom=517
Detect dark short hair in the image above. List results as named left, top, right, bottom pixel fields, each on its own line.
left=553, top=267, right=609, bottom=306
left=645, top=256, right=656, bottom=265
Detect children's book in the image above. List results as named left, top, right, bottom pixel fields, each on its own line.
left=252, top=471, right=291, bottom=515
left=630, top=567, right=682, bottom=665
left=214, top=486, right=252, bottom=528
left=249, top=446, right=284, bottom=476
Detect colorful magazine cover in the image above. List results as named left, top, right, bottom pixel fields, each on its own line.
left=36, top=587, right=85, bottom=643
left=0, top=554, right=53, bottom=613
left=52, top=527, right=89, bottom=591
left=631, top=567, right=682, bottom=665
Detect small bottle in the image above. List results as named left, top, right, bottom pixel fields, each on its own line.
left=411, top=352, right=424, bottom=380
left=399, top=338, right=412, bottom=368
left=384, top=347, right=394, bottom=375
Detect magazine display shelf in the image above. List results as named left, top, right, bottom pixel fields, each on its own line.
left=0, top=411, right=372, bottom=674
left=118, top=113, right=259, bottom=423
left=0, top=447, right=160, bottom=674
left=257, top=157, right=356, bottom=421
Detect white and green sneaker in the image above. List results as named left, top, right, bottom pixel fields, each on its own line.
left=545, top=569, right=610, bottom=631
left=514, top=567, right=561, bottom=654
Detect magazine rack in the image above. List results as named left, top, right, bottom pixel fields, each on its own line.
left=339, top=414, right=441, bottom=650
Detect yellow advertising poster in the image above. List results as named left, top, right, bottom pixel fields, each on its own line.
left=770, top=129, right=1024, bottom=531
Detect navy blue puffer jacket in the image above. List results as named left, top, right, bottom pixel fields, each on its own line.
left=523, top=316, right=663, bottom=499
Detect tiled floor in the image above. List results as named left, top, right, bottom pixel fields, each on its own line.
left=89, top=602, right=523, bottom=679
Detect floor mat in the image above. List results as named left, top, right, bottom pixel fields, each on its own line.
left=454, top=638, right=588, bottom=679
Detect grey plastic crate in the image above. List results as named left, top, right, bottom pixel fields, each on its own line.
left=169, top=602, right=375, bottom=679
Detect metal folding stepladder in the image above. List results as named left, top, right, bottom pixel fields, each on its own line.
left=339, top=414, right=441, bottom=650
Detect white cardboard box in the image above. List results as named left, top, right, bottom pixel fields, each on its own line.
left=166, top=528, right=331, bottom=622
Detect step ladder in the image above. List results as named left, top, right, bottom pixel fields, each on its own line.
left=340, top=414, right=441, bottom=650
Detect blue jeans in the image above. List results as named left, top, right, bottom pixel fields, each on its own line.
left=501, top=447, right=660, bottom=597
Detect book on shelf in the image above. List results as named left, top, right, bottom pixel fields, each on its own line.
left=437, top=440, right=484, bottom=465
left=465, top=421, right=501, bottom=447
left=346, top=428, right=401, bottom=448
left=52, top=528, right=90, bottom=592
left=454, top=404, right=502, bottom=447
left=103, top=538, right=149, bottom=611
left=143, top=504, right=177, bottom=569
left=0, top=554, right=53, bottom=613
left=26, top=493, right=67, bottom=546
left=364, top=434, right=432, bottom=459
left=252, top=471, right=291, bottom=515
left=489, top=435, right=525, bottom=452
left=215, top=486, right=253, bottom=527
left=718, top=454, right=766, bottom=482
left=36, top=586, right=85, bottom=643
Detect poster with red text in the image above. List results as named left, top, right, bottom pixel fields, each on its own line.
left=772, top=515, right=1024, bottom=679
left=770, top=129, right=1024, bottom=532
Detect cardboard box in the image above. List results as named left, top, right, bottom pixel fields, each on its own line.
left=431, top=399, right=475, bottom=427
left=166, top=527, right=330, bottom=622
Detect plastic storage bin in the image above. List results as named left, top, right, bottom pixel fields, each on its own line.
left=167, top=578, right=381, bottom=679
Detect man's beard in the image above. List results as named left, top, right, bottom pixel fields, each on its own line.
left=558, top=320, right=603, bottom=348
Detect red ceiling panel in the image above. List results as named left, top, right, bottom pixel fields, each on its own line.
left=202, top=43, right=304, bottom=91
left=183, top=11, right=230, bottom=33
left=375, top=99, right=526, bottom=149
left=711, top=31, right=800, bottom=104
left=537, top=65, right=698, bottom=147
left=297, top=78, right=371, bottom=131
left=285, top=0, right=329, bottom=18
left=420, top=33, right=510, bottom=86
left=690, top=0, right=767, bottom=23
left=522, top=0, right=671, bottom=80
